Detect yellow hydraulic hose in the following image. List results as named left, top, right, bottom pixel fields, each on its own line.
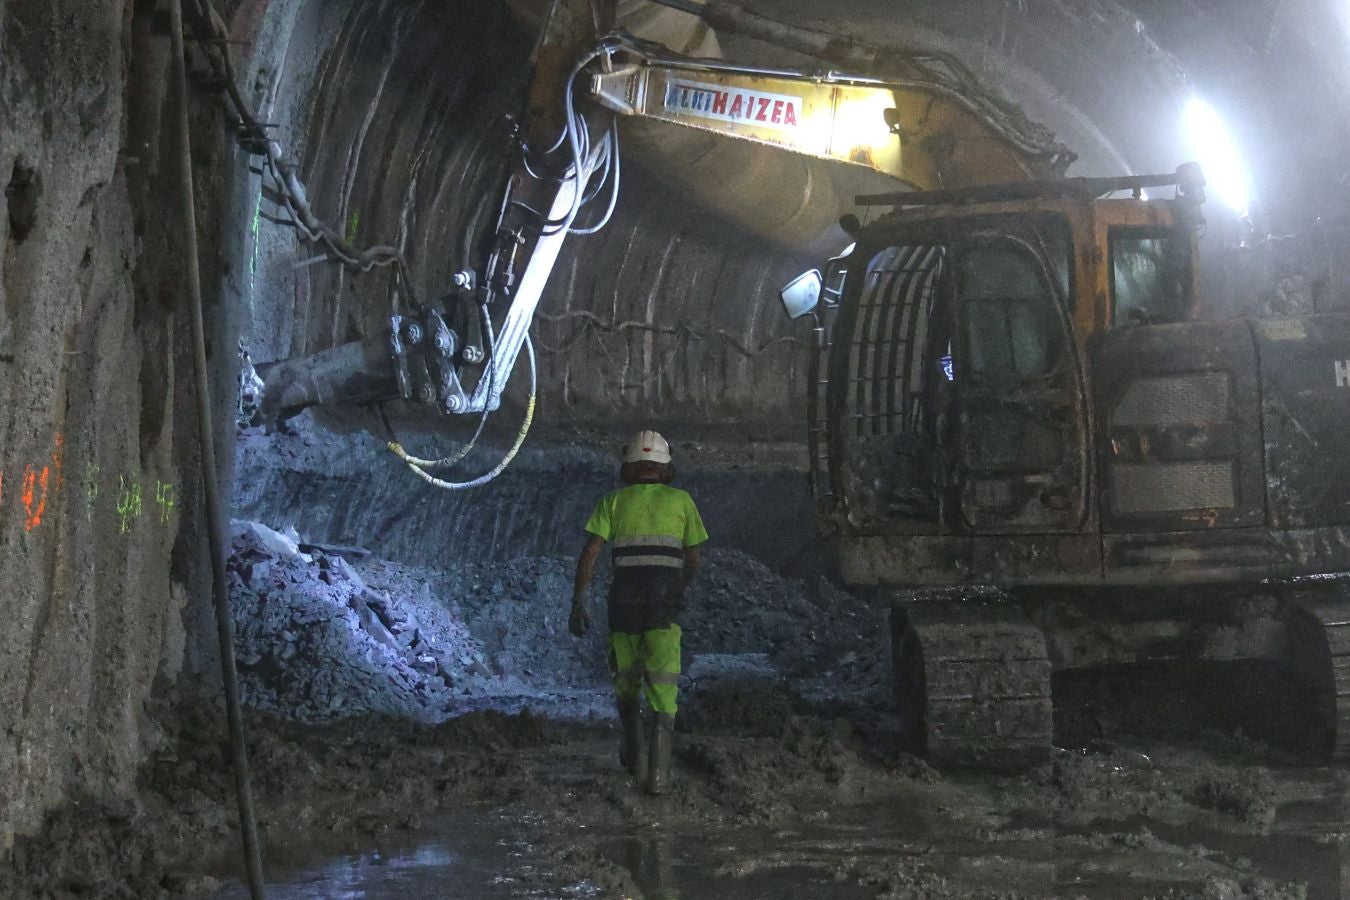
left=387, top=335, right=538, bottom=490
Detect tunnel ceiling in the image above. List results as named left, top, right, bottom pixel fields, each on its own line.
left=233, top=0, right=1350, bottom=428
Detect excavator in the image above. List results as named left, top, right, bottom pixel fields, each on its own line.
left=243, top=0, right=1350, bottom=767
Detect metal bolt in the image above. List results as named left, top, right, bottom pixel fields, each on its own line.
left=435, top=330, right=454, bottom=354
left=444, top=395, right=463, bottom=413
left=418, top=384, right=436, bottom=404
left=404, top=322, right=424, bottom=345
left=462, top=346, right=484, bottom=364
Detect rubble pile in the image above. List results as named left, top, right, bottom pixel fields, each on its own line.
left=228, top=521, right=465, bottom=721
left=683, top=550, right=889, bottom=705
left=227, top=522, right=887, bottom=724
left=356, top=554, right=611, bottom=690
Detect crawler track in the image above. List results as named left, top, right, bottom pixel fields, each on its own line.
left=892, top=594, right=1052, bottom=770
left=1284, top=582, right=1350, bottom=759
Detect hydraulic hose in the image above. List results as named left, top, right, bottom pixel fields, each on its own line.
left=569, top=121, right=621, bottom=235
left=387, top=334, right=538, bottom=490
left=169, top=0, right=267, bottom=895
left=540, top=40, right=624, bottom=236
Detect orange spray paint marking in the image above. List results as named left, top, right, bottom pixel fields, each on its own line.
left=22, top=464, right=50, bottom=532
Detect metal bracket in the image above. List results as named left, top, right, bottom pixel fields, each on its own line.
left=390, top=309, right=467, bottom=414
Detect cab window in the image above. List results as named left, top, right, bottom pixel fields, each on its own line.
left=1110, top=229, right=1190, bottom=326
left=957, top=244, right=1061, bottom=378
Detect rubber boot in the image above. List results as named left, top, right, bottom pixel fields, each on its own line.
left=618, top=699, right=647, bottom=781
left=645, top=712, right=675, bottom=795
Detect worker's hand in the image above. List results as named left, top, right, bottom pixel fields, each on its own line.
left=568, top=601, right=590, bottom=638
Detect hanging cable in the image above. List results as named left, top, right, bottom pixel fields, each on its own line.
left=387, top=334, right=538, bottom=490
left=538, top=40, right=625, bottom=236
left=170, top=0, right=266, bottom=895
left=569, top=121, right=622, bottom=235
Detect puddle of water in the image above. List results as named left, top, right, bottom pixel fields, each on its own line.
left=1011, top=797, right=1350, bottom=899
left=213, top=812, right=543, bottom=900
left=1140, top=818, right=1350, bottom=899
left=596, top=831, right=878, bottom=900
left=213, top=777, right=1350, bottom=899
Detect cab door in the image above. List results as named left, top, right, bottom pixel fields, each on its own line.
left=949, top=235, right=1087, bottom=532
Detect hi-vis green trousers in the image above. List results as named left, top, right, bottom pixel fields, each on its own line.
left=609, top=625, right=681, bottom=714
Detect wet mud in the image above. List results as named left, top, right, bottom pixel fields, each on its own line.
left=8, top=473, right=1350, bottom=898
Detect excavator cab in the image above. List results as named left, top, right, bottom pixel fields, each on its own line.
left=805, top=178, right=1209, bottom=589
left=823, top=210, right=1083, bottom=538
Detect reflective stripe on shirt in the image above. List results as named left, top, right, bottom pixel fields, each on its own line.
left=614, top=554, right=684, bottom=569
left=612, top=533, right=685, bottom=569
left=613, top=535, right=683, bottom=550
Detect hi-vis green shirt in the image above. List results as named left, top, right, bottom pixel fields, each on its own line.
left=584, top=484, right=709, bottom=570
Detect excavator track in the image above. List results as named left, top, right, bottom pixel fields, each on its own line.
left=1283, top=582, right=1350, bottom=760
left=891, top=593, right=1053, bottom=770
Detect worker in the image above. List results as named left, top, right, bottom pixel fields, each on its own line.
left=570, top=430, right=708, bottom=794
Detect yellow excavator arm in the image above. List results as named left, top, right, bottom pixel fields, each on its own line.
left=586, top=35, right=1074, bottom=191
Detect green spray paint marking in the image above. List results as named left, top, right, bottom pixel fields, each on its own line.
left=155, top=480, right=176, bottom=525
left=85, top=464, right=100, bottom=522
left=249, top=191, right=263, bottom=302
left=346, top=209, right=360, bottom=244
left=116, top=475, right=142, bottom=535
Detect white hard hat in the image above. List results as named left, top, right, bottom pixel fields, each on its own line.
left=622, top=430, right=671, bottom=464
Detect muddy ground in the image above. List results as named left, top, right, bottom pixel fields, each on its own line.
left=11, top=667, right=1345, bottom=899
left=7, top=512, right=1350, bottom=898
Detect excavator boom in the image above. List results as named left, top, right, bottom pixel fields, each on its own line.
left=588, top=34, right=1073, bottom=190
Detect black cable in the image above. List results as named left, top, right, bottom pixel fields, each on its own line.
left=170, top=1, right=267, bottom=895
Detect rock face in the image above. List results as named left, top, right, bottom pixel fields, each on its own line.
left=233, top=414, right=826, bottom=579
left=0, top=0, right=236, bottom=846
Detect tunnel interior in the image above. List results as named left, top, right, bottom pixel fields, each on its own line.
left=6, top=0, right=1350, bottom=896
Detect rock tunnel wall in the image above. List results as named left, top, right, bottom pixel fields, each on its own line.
left=0, top=0, right=827, bottom=847
left=232, top=418, right=826, bottom=579
left=0, top=0, right=244, bottom=846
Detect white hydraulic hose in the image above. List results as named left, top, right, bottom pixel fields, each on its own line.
left=541, top=41, right=623, bottom=236
left=569, top=121, right=621, bottom=235
left=387, top=334, right=537, bottom=490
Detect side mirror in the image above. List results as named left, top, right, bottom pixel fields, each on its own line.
left=779, top=269, right=823, bottom=319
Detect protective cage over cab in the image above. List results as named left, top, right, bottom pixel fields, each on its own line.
left=803, top=172, right=1350, bottom=590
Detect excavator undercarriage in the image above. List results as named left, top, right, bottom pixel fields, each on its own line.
left=889, top=582, right=1350, bottom=769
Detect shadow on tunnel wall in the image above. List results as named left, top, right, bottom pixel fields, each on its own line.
left=237, top=0, right=842, bottom=432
